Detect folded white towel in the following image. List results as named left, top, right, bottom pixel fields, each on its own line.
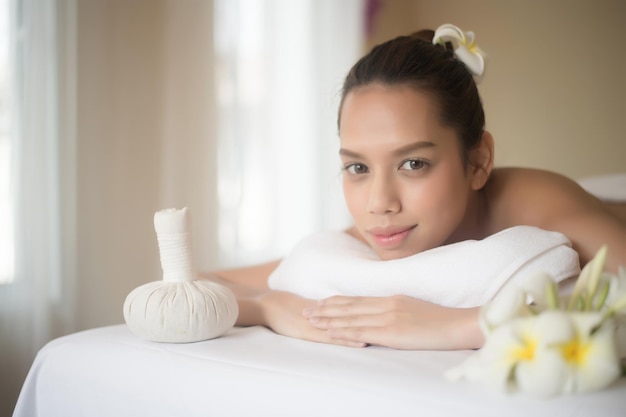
left=268, top=226, right=580, bottom=308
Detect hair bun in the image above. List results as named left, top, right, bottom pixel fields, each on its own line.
left=410, top=29, right=435, bottom=42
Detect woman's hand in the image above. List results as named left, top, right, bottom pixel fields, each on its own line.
left=303, top=295, right=483, bottom=350
left=257, top=291, right=367, bottom=348
left=201, top=271, right=365, bottom=347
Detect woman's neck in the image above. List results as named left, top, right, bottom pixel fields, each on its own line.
left=445, top=188, right=491, bottom=244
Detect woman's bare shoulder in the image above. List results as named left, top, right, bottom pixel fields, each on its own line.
left=490, top=167, right=585, bottom=193
left=486, top=167, right=626, bottom=269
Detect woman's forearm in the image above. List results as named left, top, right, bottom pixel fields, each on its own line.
left=199, top=272, right=269, bottom=327
left=445, top=306, right=484, bottom=350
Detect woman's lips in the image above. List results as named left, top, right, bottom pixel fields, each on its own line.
left=368, top=225, right=416, bottom=248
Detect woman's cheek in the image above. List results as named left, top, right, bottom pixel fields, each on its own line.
left=345, top=180, right=372, bottom=230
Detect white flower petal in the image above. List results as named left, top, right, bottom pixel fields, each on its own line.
left=457, top=320, right=529, bottom=391
left=521, top=272, right=557, bottom=311
left=445, top=354, right=484, bottom=382
left=482, top=283, right=530, bottom=331
left=569, top=246, right=608, bottom=310
left=516, top=348, right=569, bottom=397
left=568, top=321, right=621, bottom=393
left=432, top=24, right=466, bottom=46
left=534, top=310, right=575, bottom=345
left=453, top=46, right=484, bottom=77
left=569, top=311, right=605, bottom=337
left=615, top=315, right=626, bottom=358
left=603, top=267, right=626, bottom=315
left=446, top=348, right=515, bottom=393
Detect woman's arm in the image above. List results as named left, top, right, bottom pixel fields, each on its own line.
left=199, top=262, right=368, bottom=347
left=556, top=202, right=626, bottom=273
left=202, top=260, right=277, bottom=326
left=490, top=168, right=626, bottom=273
left=539, top=183, right=626, bottom=272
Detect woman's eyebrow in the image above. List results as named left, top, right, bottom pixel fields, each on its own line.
left=392, top=141, right=437, bottom=157
left=338, top=148, right=361, bottom=158
left=339, top=141, right=436, bottom=158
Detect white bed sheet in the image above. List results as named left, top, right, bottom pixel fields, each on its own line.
left=13, top=325, right=626, bottom=417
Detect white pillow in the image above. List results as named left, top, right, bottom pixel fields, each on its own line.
left=269, top=226, right=580, bottom=308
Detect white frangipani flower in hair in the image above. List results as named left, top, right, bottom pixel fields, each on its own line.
left=432, top=23, right=486, bottom=80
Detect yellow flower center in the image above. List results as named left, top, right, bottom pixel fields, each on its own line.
left=561, top=338, right=590, bottom=365
left=510, top=335, right=537, bottom=362
left=464, top=41, right=477, bottom=53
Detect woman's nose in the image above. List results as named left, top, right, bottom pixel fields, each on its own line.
left=367, top=175, right=401, bottom=214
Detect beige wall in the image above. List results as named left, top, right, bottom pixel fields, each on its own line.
left=74, top=0, right=217, bottom=330
left=367, top=0, right=626, bottom=179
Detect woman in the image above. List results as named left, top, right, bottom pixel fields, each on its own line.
left=204, top=26, right=626, bottom=351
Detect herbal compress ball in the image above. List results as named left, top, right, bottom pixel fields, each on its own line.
left=123, top=208, right=238, bottom=343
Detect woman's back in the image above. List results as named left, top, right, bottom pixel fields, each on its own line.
left=484, top=167, right=626, bottom=270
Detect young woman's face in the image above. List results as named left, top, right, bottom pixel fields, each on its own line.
left=339, top=84, right=476, bottom=260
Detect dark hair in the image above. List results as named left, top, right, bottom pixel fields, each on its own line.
left=338, top=29, right=485, bottom=165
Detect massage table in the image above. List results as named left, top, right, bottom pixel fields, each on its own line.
left=12, top=324, right=626, bottom=417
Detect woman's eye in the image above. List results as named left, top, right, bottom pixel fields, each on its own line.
left=345, top=163, right=369, bottom=174
left=399, top=159, right=428, bottom=171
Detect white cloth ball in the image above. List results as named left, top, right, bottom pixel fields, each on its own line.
left=124, top=279, right=238, bottom=343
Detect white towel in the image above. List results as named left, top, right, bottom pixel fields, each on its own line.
left=268, top=226, right=580, bottom=308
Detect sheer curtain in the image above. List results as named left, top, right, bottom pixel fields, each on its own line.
left=0, top=0, right=75, bottom=414
left=214, top=0, right=363, bottom=267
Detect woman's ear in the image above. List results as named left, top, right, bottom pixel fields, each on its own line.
left=470, top=131, right=494, bottom=190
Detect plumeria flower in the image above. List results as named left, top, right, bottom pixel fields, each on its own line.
left=605, top=266, right=626, bottom=313
left=511, top=310, right=621, bottom=396
left=568, top=246, right=608, bottom=312
left=450, top=311, right=573, bottom=397
left=448, top=246, right=625, bottom=397
left=480, top=272, right=555, bottom=333
left=568, top=247, right=626, bottom=357
left=614, top=314, right=626, bottom=358
left=554, top=312, right=621, bottom=394
left=432, top=23, right=486, bottom=81
left=458, top=315, right=567, bottom=395
left=449, top=310, right=621, bottom=397
left=605, top=266, right=626, bottom=356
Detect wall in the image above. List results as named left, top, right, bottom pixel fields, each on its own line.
left=75, top=0, right=217, bottom=330
left=367, top=0, right=626, bottom=179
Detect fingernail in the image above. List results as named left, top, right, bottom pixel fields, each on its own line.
left=302, top=308, right=312, bottom=317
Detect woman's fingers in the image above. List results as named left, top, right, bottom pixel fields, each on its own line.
left=303, top=295, right=394, bottom=319
left=303, top=297, right=401, bottom=343
left=299, top=294, right=482, bottom=350
left=298, top=323, right=367, bottom=348
left=326, top=326, right=386, bottom=346
left=259, top=291, right=367, bottom=348
left=307, top=311, right=390, bottom=329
